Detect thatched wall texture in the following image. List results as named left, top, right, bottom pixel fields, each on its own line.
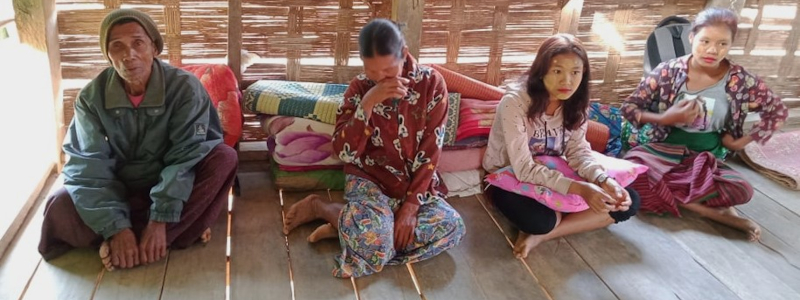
left=55, top=0, right=799, bottom=141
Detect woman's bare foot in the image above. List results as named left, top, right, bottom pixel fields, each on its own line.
left=513, top=232, right=545, bottom=259
left=284, top=194, right=323, bottom=235
left=99, top=241, right=114, bottom=272
left=727, top=215, right=761, bottom=242
left=684, top=204, right=761, bottom=241
left=200, top=228, right=212, bottom=245
left=308, top=223, right=338, bottom=243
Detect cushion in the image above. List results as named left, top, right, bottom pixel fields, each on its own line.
left=181, top=64, right=243, bottom=147
left=588, top=103, right=623, bottom=156
left=484, top=152, right=648, bottom=212
left=586, top=120, right=610, bottom=154
left=444, top=93, right=461, bottom=146
left=428, top=64, right=505, bottom=101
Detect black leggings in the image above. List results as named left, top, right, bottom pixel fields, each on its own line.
left=490, top=186, right=641, bottom=235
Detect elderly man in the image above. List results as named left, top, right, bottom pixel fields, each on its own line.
left=38, top=9, right=237, bottom=271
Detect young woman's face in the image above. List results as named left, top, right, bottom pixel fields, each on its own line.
left=543, top=53, right=584, bottom=101
left=690, top=24, right=732, bottom=69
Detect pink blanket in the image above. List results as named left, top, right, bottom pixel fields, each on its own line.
left=439, top=147, right=486, bottom=173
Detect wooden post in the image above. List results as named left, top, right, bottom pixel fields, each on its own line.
left=602, top=5, right=632, bottom=102
left=335, top=0, right=354, bottom=83
left=556, top=0, right=583, bottom=35
left=705, top=0, right=746, bottom=14
left=445, top=0, right=465, bottom=70
left=486, top=4, right=508, bottom=86
left=392, top=0, right=425, bottom=58
left=228, top=0, right=243, bottom=85
left=164, top=0, right=182, bottom=67
left=13, top=0, right=63, bottom=170
left=743, top=0, right=763, bottom=56
left=286, top=6, right=302, bottom=81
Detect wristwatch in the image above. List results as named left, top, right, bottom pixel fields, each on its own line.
left=596, top=174, right=610, bottom=185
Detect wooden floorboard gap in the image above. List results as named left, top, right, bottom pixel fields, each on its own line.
left=278, top=189, right=297, bottom=300
left=563, top=238, right=621, bottom=300
left=157, top=252, right=171, bottom=299
left=18, top=258, right=42, bottom=300
left=91, top=268, right=104, bottom=300
left=474, top=194, right=556, bottom=300
left=405, top=264, right=427, bottom=300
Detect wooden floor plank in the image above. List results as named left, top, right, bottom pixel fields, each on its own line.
left=229, top=170, right=292, bottom=299
left=325, top=190, right=420, bottom=300
left=693, top=206, right=800, bottom=294
left=22, top=248, right=102, bottom=300
left=427, top=195, right=550, bottom=300
left=475, top=194, right=618, bottom=300
left=641, top=211, right=799, bottom=300
left=734, top=192, right=800, bottom=266
left=282, top=190, right=356, bottom=300
left=92, top=253, right=168, bottom=300
left=727, top=159, right=800, bottom=217
left=569, top=214, right=740, bottom=300
left=0, top=193, right=48, bottom=300
left=353, top=264, right=419, bottom=300
left=160, top=204, right=229, bottom=300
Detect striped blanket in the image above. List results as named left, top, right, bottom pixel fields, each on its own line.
left=244, top=80, right=348, bottom=125
left=624, top=143, right=754, bottom=216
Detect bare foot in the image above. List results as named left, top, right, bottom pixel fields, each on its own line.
left=727, top=215, right=761, bottom=242
left=200, top=227, right=212, bottom=245
left=513, top=232, right=545, bottom=259
left=683, top=203, right=760, bottom=241
left=284, top=194, right=323, bottom=235
left=99, top=241, right=114, bottom=272
left=308, top=223, right=338, bottom=243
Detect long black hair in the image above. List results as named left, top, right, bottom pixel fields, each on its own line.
left=523, top=34, right=591, bottom=131
left=358, top=19, right=405, bottom=59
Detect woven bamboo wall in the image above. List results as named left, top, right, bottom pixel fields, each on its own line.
left=54, top=0, right=800, bottom=142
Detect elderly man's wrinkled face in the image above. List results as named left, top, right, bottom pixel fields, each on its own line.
left=107, top=22, right=157, bottom=89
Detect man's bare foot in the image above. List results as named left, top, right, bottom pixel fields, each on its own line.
left=513, top=232, right=545, bottom=259
left=200, top=228, right=212, bottom=245
left=284, top=194, right=323, bottom=235
left=99, top=241, right=114, bottom=271
left=308, top=223, right=338, bottom=243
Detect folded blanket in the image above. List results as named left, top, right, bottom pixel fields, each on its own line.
left=428, top=64, right=505, bottom=101
left=456, top=98, right=499, bottom=141
left=443, top=136, right=489, bottom=151
left=439, top=147, right=486, bottom=173
left=244, top=80, right=348, bottom=124
left=271, top=163, right=345, bottom=191
left=264, top=116, right=342, bottom=167
left=441, top=169, right=484, bottom=197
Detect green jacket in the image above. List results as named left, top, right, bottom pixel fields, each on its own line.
left=63, top=59, right=223, bottom=239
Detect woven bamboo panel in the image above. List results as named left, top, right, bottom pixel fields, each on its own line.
left=239, top=0, right=392, bottom=84
left=730, top=0, right=800, bottom=103
left=54, top=0, right=799, bottom=143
